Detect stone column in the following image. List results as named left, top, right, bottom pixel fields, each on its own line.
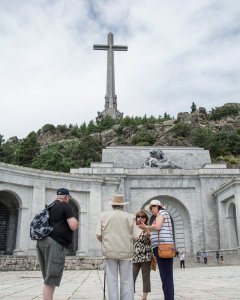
left=76, top=211, right=88, bottom=256
left=27, top=185, right=46, bottom=256
left=13, top=206, right=28, bottom=256
left=217, top=199, right=226, bottom=249
left=89, top=184, right=102, bottom=256
left=235, top=187, right=240, bottom=248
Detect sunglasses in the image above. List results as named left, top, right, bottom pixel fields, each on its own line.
left=136, top=216, right=146, bottom=219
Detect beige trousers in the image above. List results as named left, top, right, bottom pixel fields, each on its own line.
left=105, top=258, right=134, bottom=300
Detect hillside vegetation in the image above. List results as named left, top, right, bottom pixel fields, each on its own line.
left=0, top=103, right=240, bottom=172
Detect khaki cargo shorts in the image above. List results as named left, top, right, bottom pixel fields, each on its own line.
left=37, top=237, right=66, bottom=286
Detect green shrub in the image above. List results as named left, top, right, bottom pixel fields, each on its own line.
left=0, top=141, right=18, bottom=164
left=17, top=132, right=40, bottom=166
left=172, top=122, right=192, bottom=138
left=98, top=115, right=116, bottom=131
left=131, top=130, right=156, bottom=145
left=69, top=125, right=80, bottom=137
left=86, top=120, right=98, bottom=134
left=56, top=124, right=68, bottom=133
left=210, top=105, right=239, bottom=120
left=41, top=124, right=56, bottom=134
left=31, top=137, right=103, bottom=172
left=191, top=127, right=214, bottom=149
left=223, top=156, right=239, bottom=165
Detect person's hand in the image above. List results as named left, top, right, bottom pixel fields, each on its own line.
left=146, top=229, right=151, bottom=236
left=138, top=221, right=146, bottom=230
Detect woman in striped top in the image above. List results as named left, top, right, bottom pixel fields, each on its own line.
left=139, top=199, right=174, bottom=300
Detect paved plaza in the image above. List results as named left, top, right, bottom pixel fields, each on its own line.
left=0, top=265, right=240, bottom=300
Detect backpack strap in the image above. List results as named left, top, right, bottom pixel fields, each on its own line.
left=45, top=200, right=58, bottom=210
left=46, top=200, right=65, bottom=230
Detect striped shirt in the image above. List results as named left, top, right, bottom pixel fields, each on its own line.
left=150, top=210, right=174, bottom=249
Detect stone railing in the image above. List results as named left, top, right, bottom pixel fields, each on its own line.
left=0, top=256, right=103, bottom=271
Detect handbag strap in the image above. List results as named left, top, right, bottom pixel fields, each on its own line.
left=165, top=212, right=173, bottom=236
left=157, top=210, right=173, bottom=245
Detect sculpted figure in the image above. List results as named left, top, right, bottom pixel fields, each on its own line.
left=144, top=149, right=181, bottom=169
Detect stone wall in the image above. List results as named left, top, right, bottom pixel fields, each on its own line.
left=102, top=146, right=211, bottom=169
left=0, top=256, right=103, bottom=271
left=1, top=252, right=239, bottom=271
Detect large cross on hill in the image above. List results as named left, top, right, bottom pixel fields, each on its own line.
left=93, top=32, right=128, bottom=122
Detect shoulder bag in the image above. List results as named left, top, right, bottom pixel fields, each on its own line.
left=158, top=214, right=176, bottom=258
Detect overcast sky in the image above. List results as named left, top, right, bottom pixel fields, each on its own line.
left=1, top=0, right=240, bottom=140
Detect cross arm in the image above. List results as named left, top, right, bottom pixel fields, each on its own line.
left=112, top=45, right=128, bottom=51
left=93, top=44, right=109, bottom=50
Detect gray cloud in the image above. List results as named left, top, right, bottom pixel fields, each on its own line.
left=0, top=0, right=240, bottom=139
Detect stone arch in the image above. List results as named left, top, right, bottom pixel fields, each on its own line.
left=0, top=190, right=20, bottom=254
left=142, top=195, right=192, bottom=253
left=227, top=202, right=238, bottom=248
left=67, top=198, right=80, bottom=255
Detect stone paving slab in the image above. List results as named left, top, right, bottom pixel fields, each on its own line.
left=0, top=266, right=240, bottom=299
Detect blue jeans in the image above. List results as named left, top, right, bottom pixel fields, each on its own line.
left=153, top=247, right=174, bottom=300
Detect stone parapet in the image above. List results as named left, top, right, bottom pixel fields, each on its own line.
left=0, top=256, right=103, bottom=271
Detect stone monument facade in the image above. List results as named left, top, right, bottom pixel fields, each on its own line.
left=0, top=146, right=239, bottom=259
left=93, top=33, right=127, bottom=122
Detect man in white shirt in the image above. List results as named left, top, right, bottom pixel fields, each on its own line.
left=179, top=251, right=185, bottom=269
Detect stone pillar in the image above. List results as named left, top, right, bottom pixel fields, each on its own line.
left=76, top=211, right=88, bottom=256
left=217, top=199, right=226, bottom=249
left=89, top=184, right=102, bottom=256
left=76, top=185, right=102, bottom=256
left=13, top=206, right=29, bottom=256
left=235, top=187, right=240, bottom=247
left=27, top=185, right=46, bottom=256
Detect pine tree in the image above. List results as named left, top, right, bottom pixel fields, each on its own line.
left=17, top=132, right=40, bottom=166
left=191, top=102, right=197, bottom=113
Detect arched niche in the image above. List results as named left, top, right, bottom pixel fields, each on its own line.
left=0, top=191, right=20, bottom=254
left=142, top=195, right=192, bottom=253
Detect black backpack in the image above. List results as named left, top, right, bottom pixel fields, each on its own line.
left=30, top=201, right=56, bottom=240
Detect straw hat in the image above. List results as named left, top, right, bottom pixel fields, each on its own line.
left=145, top=199, right=164, bottom=212
left=108, top=195, right=129, bottom=206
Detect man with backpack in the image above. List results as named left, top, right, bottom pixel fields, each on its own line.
left=36, top=188, right=78, bottom=300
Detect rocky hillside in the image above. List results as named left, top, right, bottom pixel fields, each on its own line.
left=91, top=103, right=240, bottom=150
left=33, top=103, right=240, bottom=147
left=1, top=102, right=240, bottom=171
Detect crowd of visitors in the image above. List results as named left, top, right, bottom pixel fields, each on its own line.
left=33, top=191, right=185, bottom=300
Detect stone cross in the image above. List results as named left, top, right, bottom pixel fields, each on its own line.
left=93, top=32, right=127, bottom=121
